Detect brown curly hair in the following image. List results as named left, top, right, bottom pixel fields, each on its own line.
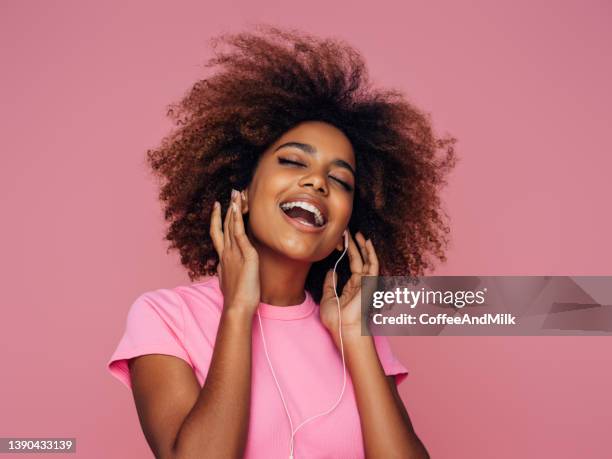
left=145, top=25, right=458, bottom=304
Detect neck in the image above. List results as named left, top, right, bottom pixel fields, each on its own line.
left=248, top=229, right=311, bottom=306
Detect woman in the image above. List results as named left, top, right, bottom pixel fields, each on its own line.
left=108, top=25, right=456, bottom=458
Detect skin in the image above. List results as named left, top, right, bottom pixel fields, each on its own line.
left=128, top=121, right=429, bottom=458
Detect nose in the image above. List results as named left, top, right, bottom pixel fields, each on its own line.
left=298, top=170, right=328, bottom=195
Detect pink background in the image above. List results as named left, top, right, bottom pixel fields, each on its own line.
left=1, top=1, right=610, bottom=458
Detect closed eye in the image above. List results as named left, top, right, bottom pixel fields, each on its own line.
left=278, top=158, right=305, bottom=167
left=278, top=157, right=354, bottom=191
left=331, top=176, right=353, bottom=191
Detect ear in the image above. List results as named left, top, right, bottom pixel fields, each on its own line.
left=240, top=189, right=249, bottom=214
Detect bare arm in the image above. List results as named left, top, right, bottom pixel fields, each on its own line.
left=321, top=231, right=429, bottom=458
left=129, top=307, right=253, bottom=459
left=129, top=190, right=261, bottom=458
left=332, top=332, right=429, bottom=458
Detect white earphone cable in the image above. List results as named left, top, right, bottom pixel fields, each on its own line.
left=257, top=233, right=349, bottom=459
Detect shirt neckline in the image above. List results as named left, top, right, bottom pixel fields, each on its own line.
left=257, top=290, right=316, bottom=320
left=205, top=275, right=317, bottom=321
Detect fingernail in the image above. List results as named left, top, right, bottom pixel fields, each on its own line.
left=231, top=189, right=238, bottom=200
left=213, top=201, right=219, bottom=210
left=240, top=190, right=246, bottom=201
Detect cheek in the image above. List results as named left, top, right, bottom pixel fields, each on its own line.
left=244, top=185, right=281, bottom=237
left=334, top=195, right=354, bottom=226
left=248, top=172, right=293, bottom=216
left=245, top=196, right=268, bottom=238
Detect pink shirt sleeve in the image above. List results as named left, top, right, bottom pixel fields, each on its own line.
left=106, top=289, right=193, bottom=390
left=372, top=335, right=410, bottom=385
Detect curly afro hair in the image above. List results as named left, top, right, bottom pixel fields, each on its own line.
left=145, top=25, right=458, bottom=304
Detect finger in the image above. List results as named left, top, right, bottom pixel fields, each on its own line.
left=223, top=196, right=233, bottom=249
left=232, top=190, right=254, bottom=257
left=209, top=201, right=224, bottom=256
left=355, top=232, right=370, bottom=274
left=227, top=195, right=237, bottom=249
left=322, top=269, right=336, bottom=296
left=341, top=271, right=363, bottom=303
left=346, top=231, right=364, bottom=275
left=365, top=239, right=379, bottom=276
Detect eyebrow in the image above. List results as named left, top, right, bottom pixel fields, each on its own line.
left=273, top=142, right=356, bottom=177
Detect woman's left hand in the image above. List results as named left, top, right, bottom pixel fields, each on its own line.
left=319, top=231, right=379, bottom=344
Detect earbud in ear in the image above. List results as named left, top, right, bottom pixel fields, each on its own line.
left=344, top=230, right=349, bottom=249
left=239, top=190, right=249, bottom=214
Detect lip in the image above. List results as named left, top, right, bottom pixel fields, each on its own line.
left=279, top=193, right=329, bottom=223
left=279, top=203, right=328, bottom=233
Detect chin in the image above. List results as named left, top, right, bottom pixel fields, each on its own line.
left=250, top=214, right=331, bottom=262
left=275, top=238, right=319, bottom=261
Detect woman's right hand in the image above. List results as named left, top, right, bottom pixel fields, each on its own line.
left=210, top=189, right=261, bottom=315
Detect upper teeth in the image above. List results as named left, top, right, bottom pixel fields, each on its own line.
left=280, top=201, right=325, bottom=226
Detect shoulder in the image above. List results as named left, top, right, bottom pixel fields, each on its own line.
left=122, top=276, right=221, bottom=342
left=132, top=276, right=223, bottom=315
left=108, top=283, right=206, bottom=390
left=171, top=275, right=224, bottom=316
left=173, top=275, right=222, bottom=298
left=372, top=335, right=410, bottom=386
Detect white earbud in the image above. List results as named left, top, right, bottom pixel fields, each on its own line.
left=344, top=230, right=349, bottom=249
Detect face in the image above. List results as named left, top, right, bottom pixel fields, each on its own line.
left=242, top=120, right=356, bottom=262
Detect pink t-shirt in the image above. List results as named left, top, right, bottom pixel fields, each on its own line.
left=107, top=275, right=409, bottom=459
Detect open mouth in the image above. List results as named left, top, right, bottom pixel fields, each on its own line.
left=279, top=201, right=327, bottom=228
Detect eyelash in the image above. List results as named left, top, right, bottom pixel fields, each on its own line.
left=277, top=157, right=353, bottom=191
